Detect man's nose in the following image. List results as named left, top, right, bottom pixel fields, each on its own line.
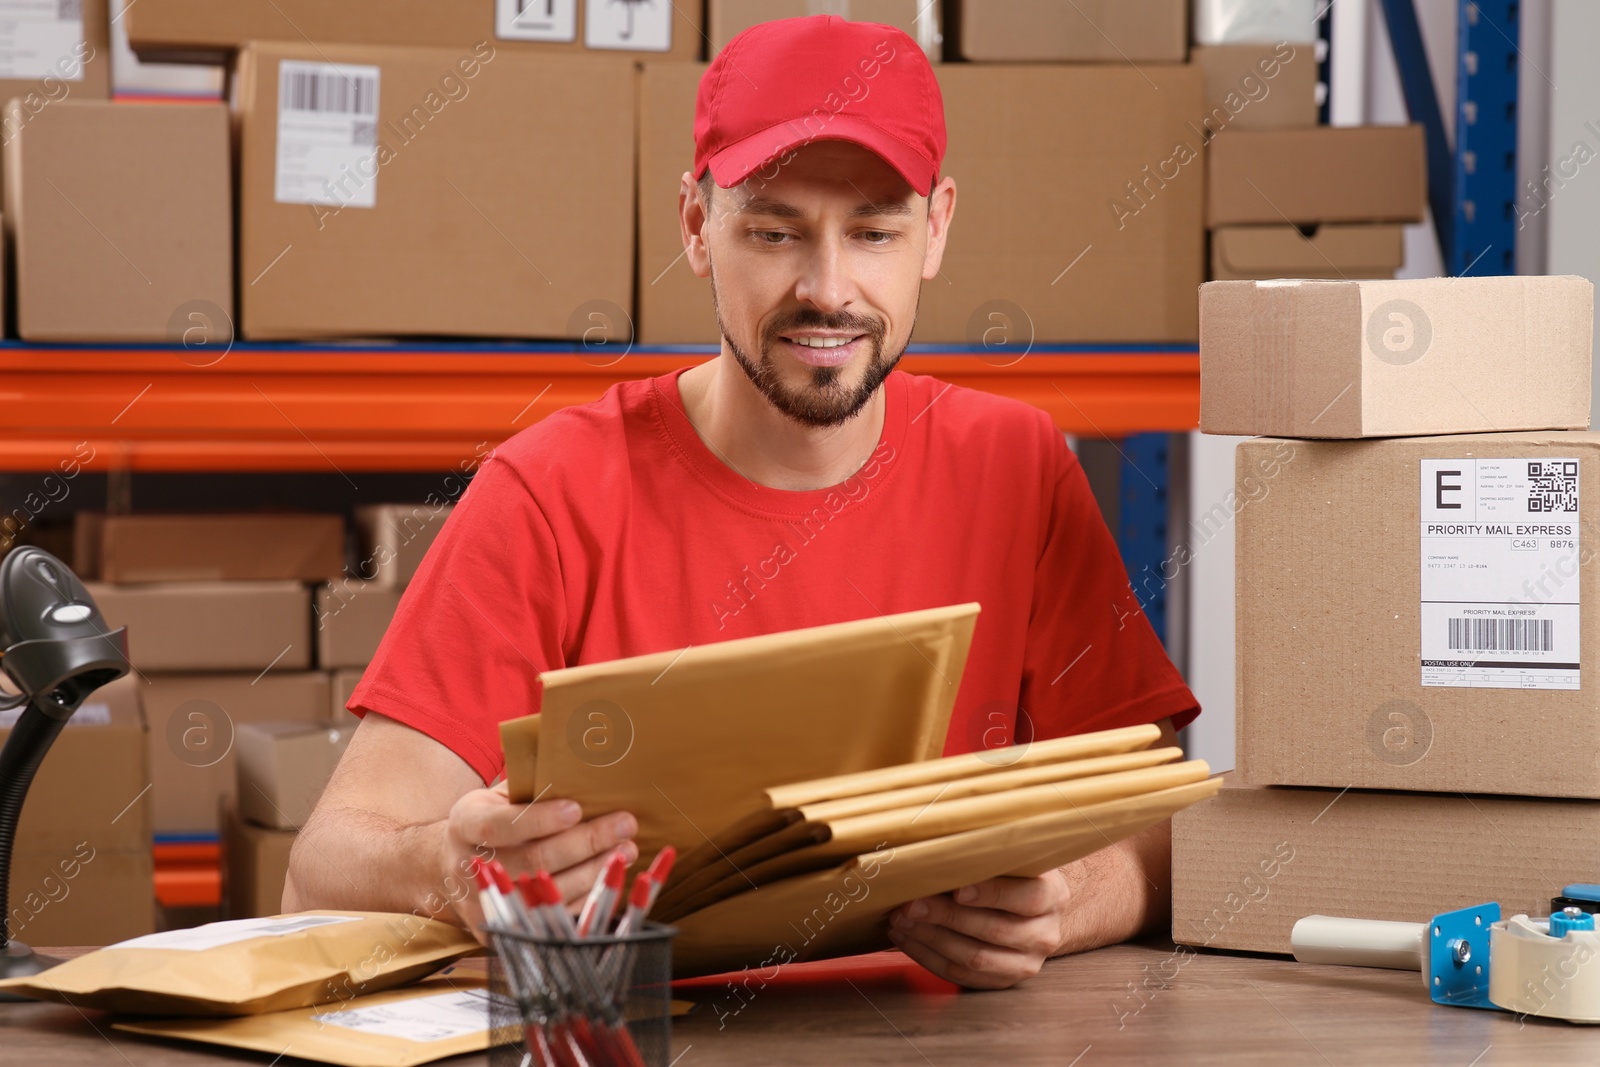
left=793, top=239, right=853, bottom=313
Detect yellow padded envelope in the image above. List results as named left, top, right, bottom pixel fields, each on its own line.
left=500, top=603, right=981, bottom=872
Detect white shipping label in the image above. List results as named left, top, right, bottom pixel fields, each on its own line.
left=1419, top=458, right=1581, bottom=690
left=318, top=990, right=503, bottom=1043
left=274, top=60, right=381, bottom=210
left=108, top=914, right=360, bottom=951
left=0, top=0, right=87, bottom=82
left=585, top=0, right=672, bottom=51
left=497, top=0, right=577, bottom=41
left=0, top=701, right=110, bottom=728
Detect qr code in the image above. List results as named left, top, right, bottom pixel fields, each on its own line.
left=57, top=0, right=82, bottom=20
left=1528, top=460, right=1579, bottom=512
left=350, top=120, right=377, bottom=146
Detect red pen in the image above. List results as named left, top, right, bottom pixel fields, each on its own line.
left=576, top=850, right=628, bottom=938
left=614, top=846, right=676, bottom=938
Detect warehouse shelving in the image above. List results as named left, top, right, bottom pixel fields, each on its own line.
left=0, top=342, right=1199, bottom=472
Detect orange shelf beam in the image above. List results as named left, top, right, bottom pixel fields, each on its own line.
left=0, top=345, right=1198, bottom=472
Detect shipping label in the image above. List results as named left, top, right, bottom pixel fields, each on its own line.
left=0, top=0, right=86, bottom=82
left=496, top=0, right=577, bottom=42
left=108, top=914, right=360, bottom=952
left=319, top=990, right=510, bottom=1042
left=274, top=60, right=381, bottom=209
left=1420, top=458, right=1580, bottom=689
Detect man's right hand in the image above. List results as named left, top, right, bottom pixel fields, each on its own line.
left=440, top=783, right=639, bottom=935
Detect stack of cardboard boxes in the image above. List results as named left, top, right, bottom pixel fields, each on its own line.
left=3, top=673, right=154, bottom=946
left=76, top=513, right=342, bottom=840
left=218, top=501, right=448, bottom=917
left=1195, top=0, right=1422, bottom=282
left=1173, top=273, right=1598, bottom=953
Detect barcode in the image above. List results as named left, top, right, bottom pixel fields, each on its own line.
left=281, top=67, right=378, bottom=117
left=1448, top=617, right=1554, bottom=652
left=1528, top=460, right=1578, bottom=513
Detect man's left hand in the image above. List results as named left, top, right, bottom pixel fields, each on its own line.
left=887, top=870, right=1071, bottom=990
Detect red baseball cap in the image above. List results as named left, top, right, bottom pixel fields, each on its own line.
left=694, top=15, right=947, bottom=197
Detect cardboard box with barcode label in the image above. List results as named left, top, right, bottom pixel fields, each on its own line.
left=947, top=0, right=1185, bottom=62
left=87, top=581, right=312, bottom=673
left=1208, top=225, right=1404, bottom=282
left=3, top=672, right=155, bottom=948
left=710, top=1, right=941, bottom=58
left=236, top=720, right=353, bottom=830
left=1172, top=776, right=1600, bottom=955
left=1236, top=432, right=1600, bottom=798
left=3, top=99, right=231, bottom=341
left=1207, top=126, right=1427, bottom=227
left=0, top=0, right=112, bottom=131
left=145, top=673, right=329, bottom=835
left=127, top=0, right=701, bottom=62
left=234, top=41, right=634, bottom=341
left=1200, top=276, right=1594, bottom=438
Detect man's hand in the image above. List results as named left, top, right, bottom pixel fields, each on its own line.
left=887, top=870, right=1072, bottom=990
left=440, top=783, right=638, bottom=937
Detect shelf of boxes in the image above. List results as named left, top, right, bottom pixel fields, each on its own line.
left=0, top=342, right=1200, bottom=473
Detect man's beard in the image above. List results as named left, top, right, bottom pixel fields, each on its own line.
left=710, top=265, right=908, bottom=428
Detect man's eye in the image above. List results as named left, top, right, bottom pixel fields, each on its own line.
left=860, top=231, right=896, bottom=245
left=753, top=231, right=790, bottom=244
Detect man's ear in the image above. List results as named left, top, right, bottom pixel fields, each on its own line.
left=681, top=171, right=714, bottom=279
left=920, top=176, right=957, bottom=281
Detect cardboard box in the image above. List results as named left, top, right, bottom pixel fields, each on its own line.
left=234, top=41, right=636, bottom=341
left=128, top=0, right=703, bottom=63
left=949, top=0, right=1185, bottom=62
left=1199, top=276, right=1593, bottom=437
left=638, top=62, right=715, bottom=345
left=710, top=2, right=941, bottom=58
left=0, top=672, right=149, bottom=855
left=7, top=847, right=154, bottom=948
left=919, top=64, right=1205, bottom=343
left=80, top=512, right=344, bottom=582
left=144, top=673, right=329, bottom=835
left=352, top=503, right=452, bottom=589
left=0, top=0, right=112, bottom=122
left=87, top=581, right=313, bottom=673
left=3, top=100, right=231, bottom=342
left=331, top=668, right=365, bottom=719
left=315, top=582, right=401, bottom=669
left=1208, top=126, right=1426, bottom=226
left=1236, top=431, right=1600, bottom=797
left=1194, top=0, right=1320, bottom=45
left=1192, top=43, right=1318, bottom=133
left=236, top=720, right=353, bottom=830
left=1209, top=224, right=1404, bottom=281
left=222, top=802, right=295, bottom=919
left=1172, top=776, right=1600, bottom=954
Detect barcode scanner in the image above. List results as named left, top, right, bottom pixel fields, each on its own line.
left=0, top=547, right=130, bottom=987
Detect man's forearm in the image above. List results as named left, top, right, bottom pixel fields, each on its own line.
left=1052, top=817, right=1173, bottom=957
left=283, top=806, right=467, bottom=923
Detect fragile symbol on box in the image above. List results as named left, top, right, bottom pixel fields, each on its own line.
left=496, top=0, right=577, bottom=42
left=585, top=0, right=671, bottom=52
left=274, top=60, right=382, bottom=210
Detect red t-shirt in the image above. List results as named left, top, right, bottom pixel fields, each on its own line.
left=348, top=367, right=1199, bottom=784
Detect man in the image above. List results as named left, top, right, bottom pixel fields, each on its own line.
left=286, top=15, right=1199, bottom=991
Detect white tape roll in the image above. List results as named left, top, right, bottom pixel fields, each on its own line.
left=1489, top=915, right=1600, bottom=1024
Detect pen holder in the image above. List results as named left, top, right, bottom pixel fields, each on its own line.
left=486, top=920, right=676, bottom=1067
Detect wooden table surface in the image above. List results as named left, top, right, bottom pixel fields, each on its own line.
left=7, top=938, right=1600, bottom=1065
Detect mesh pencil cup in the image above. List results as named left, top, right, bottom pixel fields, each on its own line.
left=486, top=920, right=676, bottom=1067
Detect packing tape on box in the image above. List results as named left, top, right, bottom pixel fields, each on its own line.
left=1489, top=916, right=1600, bottom=1024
